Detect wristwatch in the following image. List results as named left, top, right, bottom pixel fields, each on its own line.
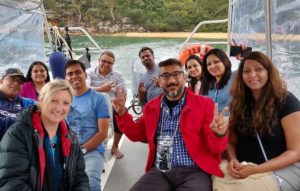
left=81, top=148, right=87, bottom=155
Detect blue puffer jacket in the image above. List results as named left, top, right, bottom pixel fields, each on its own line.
left=0, top=92, right=35, bottom=140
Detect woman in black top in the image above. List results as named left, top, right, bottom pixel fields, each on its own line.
left=225, top=51, right=300, bottom=190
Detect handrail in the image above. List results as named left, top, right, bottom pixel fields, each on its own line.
left=67, top=27, right=104, bottom=53
left=179, top=19, right=228, bottom=52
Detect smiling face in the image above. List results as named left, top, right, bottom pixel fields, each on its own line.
left=242, top=59, right=268, bottom=97
left=186, top=59, right=202, bottom=80
left=31, top=64, right=48, bottom=84
left=98, top=54, right=115, bottom=76
left=40, top=90, right=72, bottom=126
left=158, top=64, right=186, bottom=101
left=139, top=50, right=155, bottom=70
left=0, top=75, right=24, bottom=99
left=65, top=64, right=87, bottom=90
left=206, top=54, right=226, bottom=82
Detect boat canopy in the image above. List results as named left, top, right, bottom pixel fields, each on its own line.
left=0, top=0, right=45, bottom=74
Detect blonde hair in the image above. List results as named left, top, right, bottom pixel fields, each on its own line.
left=39, top=79, right=73, bottom=104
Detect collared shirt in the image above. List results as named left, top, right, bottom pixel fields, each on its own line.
left=156, top=92, right=195, bottom=167
left=86, top=66, right=127, bottom=100
left=141, top=65, right=163, bottom=102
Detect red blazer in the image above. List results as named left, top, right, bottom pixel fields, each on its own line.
left=116, top=88, right=227, bottom=177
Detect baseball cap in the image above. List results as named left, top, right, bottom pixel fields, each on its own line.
left=1, top=68, right=26, bottom=82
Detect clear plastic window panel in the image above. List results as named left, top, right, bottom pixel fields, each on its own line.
left=0, top=0, right=45, bottom=74
left=230, top=0, right=300, bottom=98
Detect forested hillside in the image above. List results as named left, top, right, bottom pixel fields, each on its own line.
left=44, top=0, right=228, bottom=32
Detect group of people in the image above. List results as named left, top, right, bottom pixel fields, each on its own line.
left=0, top=50, right=126, bottom=190
left=0, top=45, right=299, bottom=191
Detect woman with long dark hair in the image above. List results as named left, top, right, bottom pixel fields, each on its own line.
left=214, top=51, right=300, bottom=191
left=185, top=55, right=204, bottom=95
left=20, top=61, right=50, bottom=100
left=200, top=49, right=232, bottom=112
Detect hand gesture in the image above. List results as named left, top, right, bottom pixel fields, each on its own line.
left=138, top=82, right=147, bottom=95
left=150, top=77, right=160, bottom=87
left=138, top=82, right=147, bottom=103
left=112, top=87, right=126, bottom=116
left=101, top=81, right=116, bottom=92
left=210, top=103, right=229, bottom=136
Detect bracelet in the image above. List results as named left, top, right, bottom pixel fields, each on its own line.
left=213, top=130, right=227, bottom=138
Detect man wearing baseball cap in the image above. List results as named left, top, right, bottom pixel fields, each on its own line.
left=0, top=68, right=35, bottom=140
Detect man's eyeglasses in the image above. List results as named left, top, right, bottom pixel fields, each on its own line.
left=3, top=76, right=25, bottom=85
left=100, top=59, right=113, bottom=65
left=159, top=71, right=184, bottom=81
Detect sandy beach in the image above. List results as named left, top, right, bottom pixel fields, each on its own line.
left=108, top=32, right=300, bottom=41
left=111, top=32, right=228, bottom=39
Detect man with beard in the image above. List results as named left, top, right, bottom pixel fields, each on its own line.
left=138, top=47, right=163, bottom=105
left=0, top=68, right=35, bottom=140
left=112, top=58, right=229, bottom=191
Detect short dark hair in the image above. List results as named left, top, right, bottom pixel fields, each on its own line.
left=99, top=51, right=115, bottom=61
left=138, top=47, right=154, bottom=57
left=158, top=58, right=182, bottom=69
left=64, top=60, right=86, bottom=74
left=26, top=61, right=50, bottom=83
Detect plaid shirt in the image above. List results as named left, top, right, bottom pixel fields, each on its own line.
left=156, top=92, right=195, bottom=167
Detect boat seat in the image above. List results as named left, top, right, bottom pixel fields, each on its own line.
left=101, top=92, right=114, bottom=162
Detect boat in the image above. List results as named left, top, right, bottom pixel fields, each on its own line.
left=1, top=0, right=300, bottom=190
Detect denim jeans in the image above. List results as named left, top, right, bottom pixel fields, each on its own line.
left=84, top=150, right=104, bottom=191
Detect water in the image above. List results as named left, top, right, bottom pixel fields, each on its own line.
left=45, top=36, right=226, bottom=97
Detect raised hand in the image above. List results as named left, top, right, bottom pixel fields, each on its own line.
left=210, top=103, right=229, bottom=137
left=101, top=81, right=116, bottom=92
left=138, top=82, right=147, bottom=103
left=112, top=87, right=126, bottom=116
left=150, top=76, right=160, bottom=87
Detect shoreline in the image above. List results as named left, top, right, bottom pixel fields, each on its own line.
left=90, top=32, right=300, bottom=41
left=95, top=32, right=228, bottom=39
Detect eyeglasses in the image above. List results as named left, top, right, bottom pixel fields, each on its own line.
left=159, top=71, right=184, bottom=81
left=100, top=59, right=113, bottom=65
left=3, top=76, right=25, bottom=85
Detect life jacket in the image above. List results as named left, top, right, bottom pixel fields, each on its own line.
left=179, top=44, right=213, bottom=64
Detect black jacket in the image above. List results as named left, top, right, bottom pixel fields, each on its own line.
left=0, top=105, right=90, bottom=191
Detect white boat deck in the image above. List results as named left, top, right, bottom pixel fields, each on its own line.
left=102, top=136, right=148, bottom=191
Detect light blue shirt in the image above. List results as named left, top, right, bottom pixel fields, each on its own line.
left=66, top=88, right=110, bottom=154
left=141, top=65, right=163, bottom=102
left=207, top=73, right=235, bottom=113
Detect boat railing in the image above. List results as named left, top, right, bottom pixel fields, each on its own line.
left=179, top=19, right=229, bottom=53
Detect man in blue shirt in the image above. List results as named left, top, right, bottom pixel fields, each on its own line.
left=0, top=68, right=35, bottom=140
left=65, top=60, right=110, bottom=191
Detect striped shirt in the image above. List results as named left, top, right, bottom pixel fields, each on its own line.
left=86, top=66, right=126, bottom=100
left=156, top=93, right=195, bottom=167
